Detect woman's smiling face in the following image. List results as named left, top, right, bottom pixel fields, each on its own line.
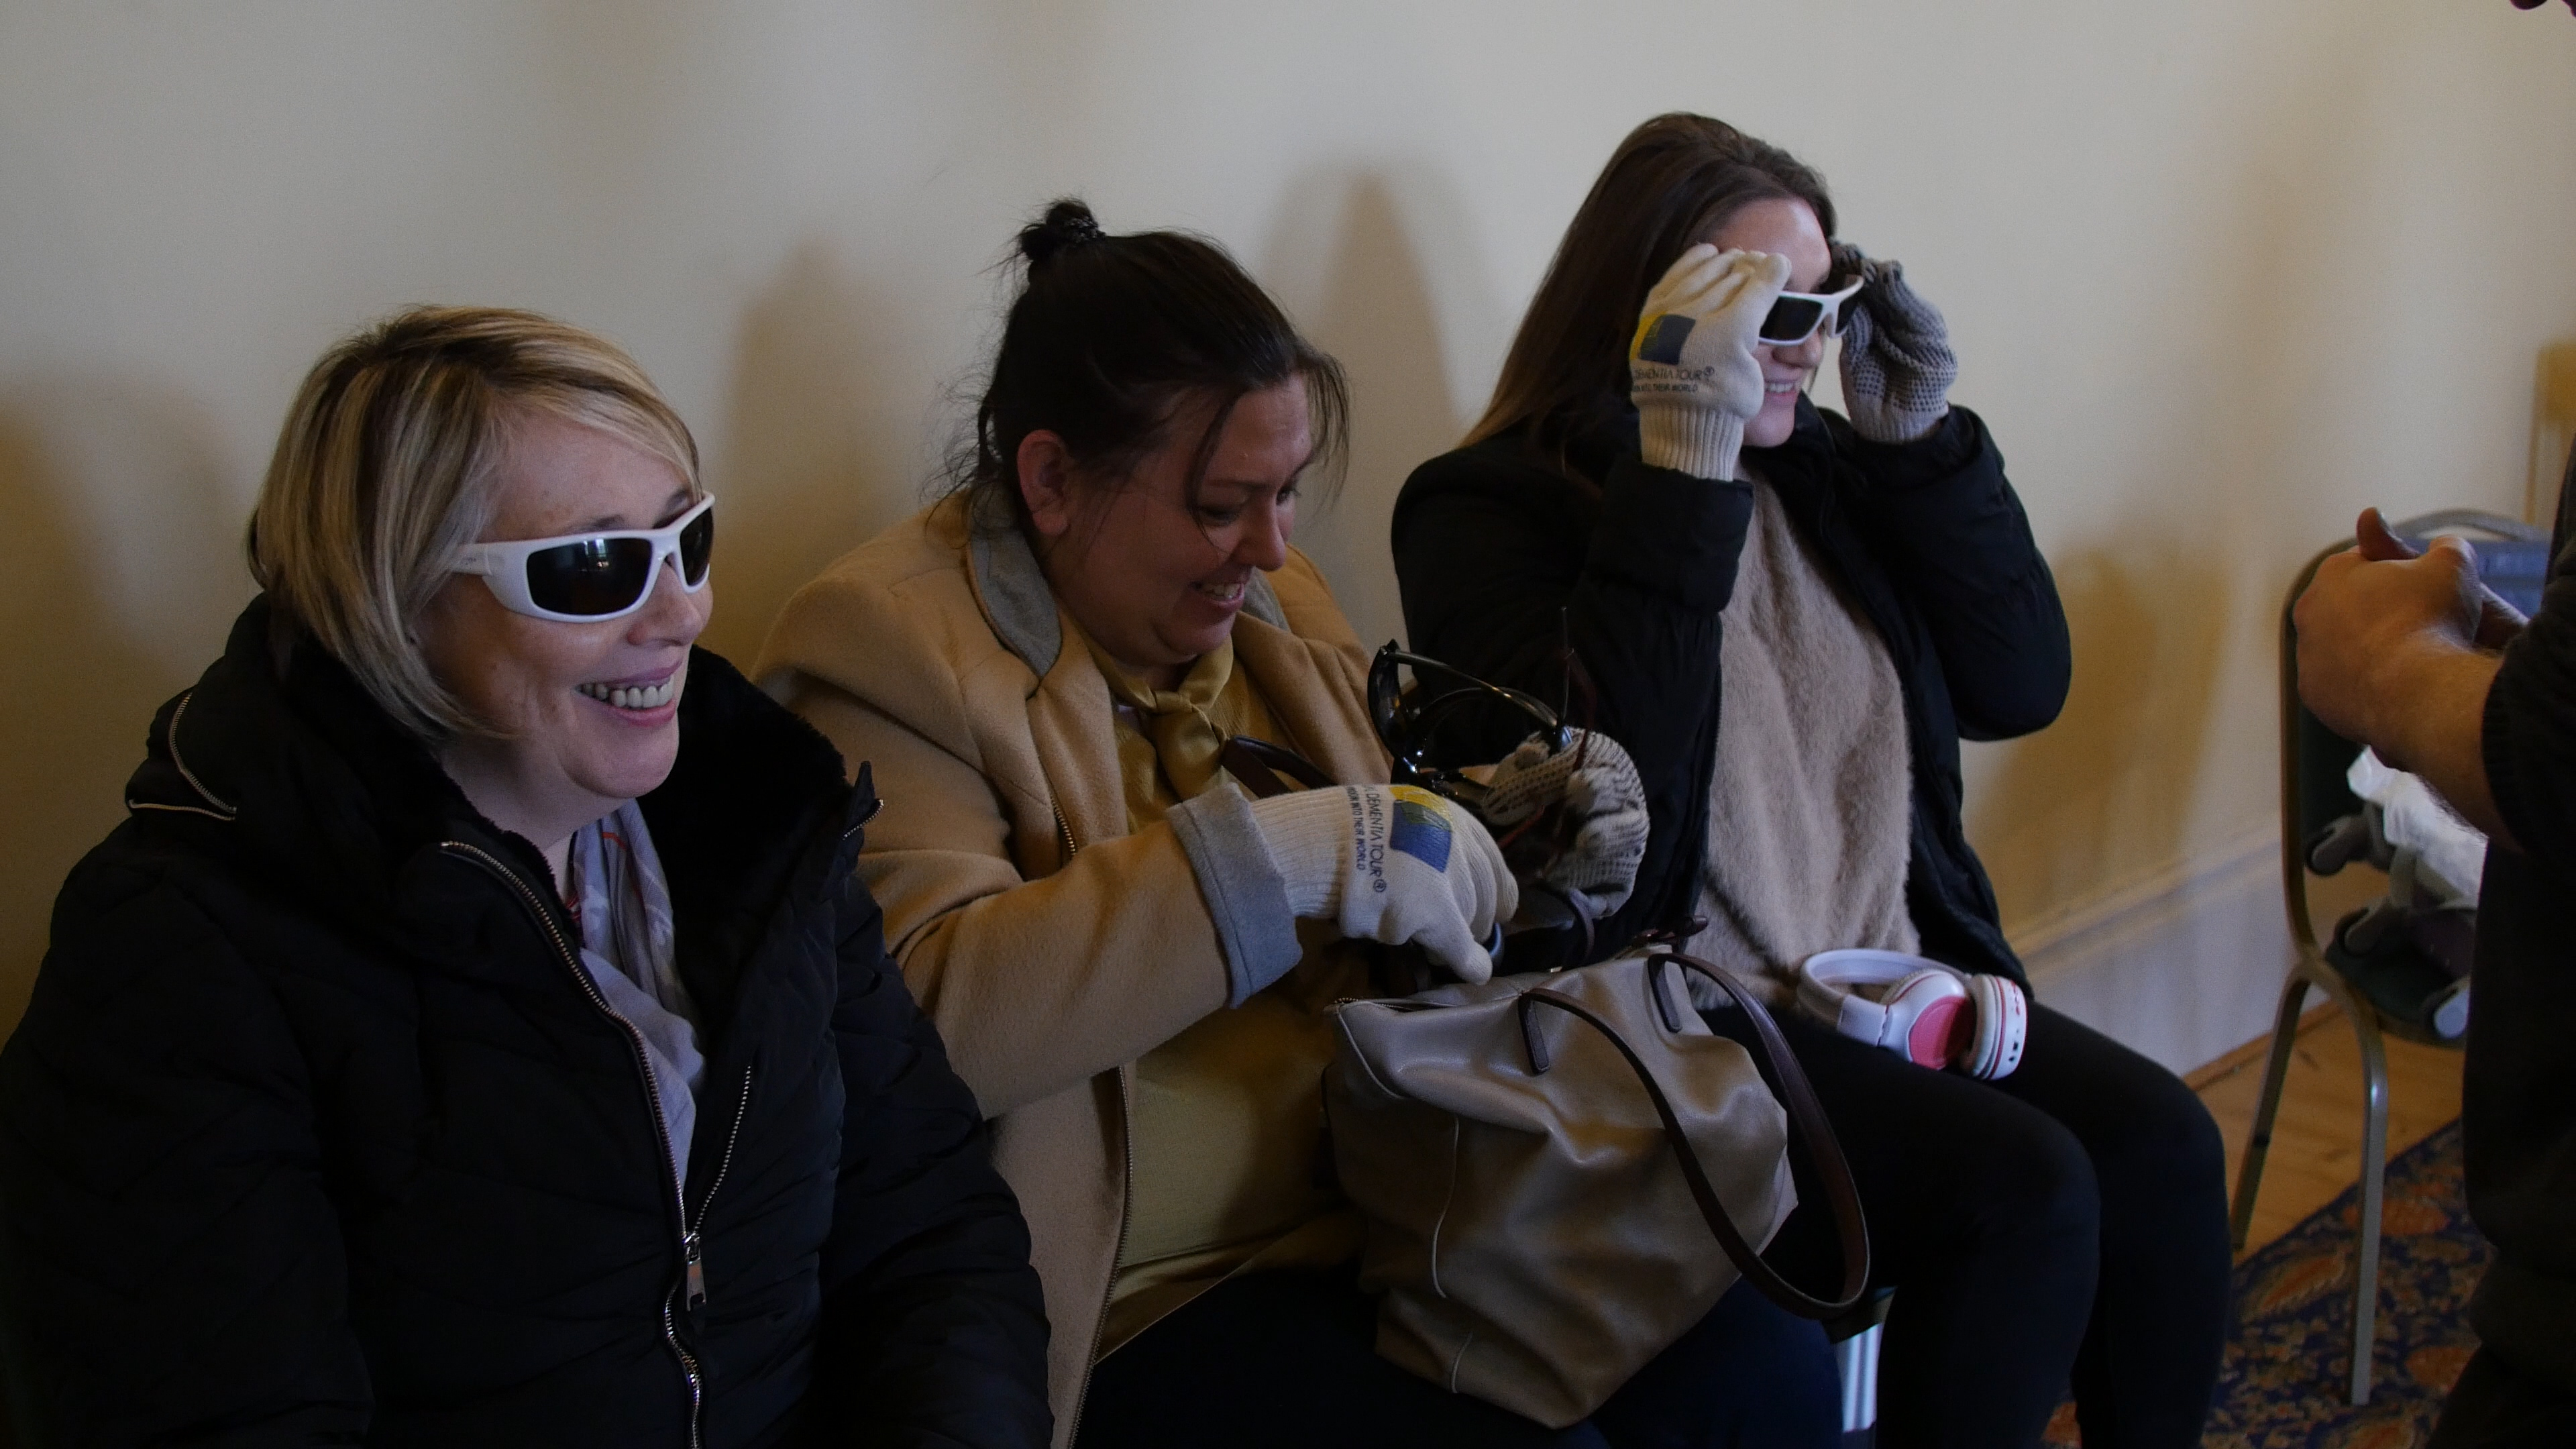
left=1020, top=377, right=1313, bottom=690
left=1707, top=196, right=1834, bottom=449
left=417, top=410, right=711, bottom=853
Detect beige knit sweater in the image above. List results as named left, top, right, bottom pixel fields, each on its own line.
left=1686, top=478, right=1919, bottom=1006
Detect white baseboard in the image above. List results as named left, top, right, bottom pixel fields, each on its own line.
left=2008, top=830, right=2293, bottom=1075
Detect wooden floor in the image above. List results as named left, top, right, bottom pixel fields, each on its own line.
left=2190, top=1000, right=2465, bottom=1257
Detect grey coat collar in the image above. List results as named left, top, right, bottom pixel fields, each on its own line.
left=966, top=498, right=1285, bottom=678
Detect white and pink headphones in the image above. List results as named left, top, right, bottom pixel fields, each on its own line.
left=1796, top=949, right=2027, bottom=1079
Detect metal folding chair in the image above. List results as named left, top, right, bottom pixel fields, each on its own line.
left=2229, top=508, right=2548, bottom=1405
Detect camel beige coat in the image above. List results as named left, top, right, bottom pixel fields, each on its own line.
left=753, top=497, right=1387, bottom=1445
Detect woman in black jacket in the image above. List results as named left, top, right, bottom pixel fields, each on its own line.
left=0, top=307, right=1050, bottom=1448
left=1393, top=115, right=2230, bottom=1449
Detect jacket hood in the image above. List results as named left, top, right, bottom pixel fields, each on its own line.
left=127, top=596, right=866, bottom=1010
left=126, top=598, right=511, bottom=921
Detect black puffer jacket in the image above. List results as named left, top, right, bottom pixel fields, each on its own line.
left=1393, top=400, right=2068, bottom=982
left=0, top=598, right=1051, bottom=1448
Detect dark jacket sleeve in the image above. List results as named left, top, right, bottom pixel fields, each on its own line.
left=2483, top=527, right=2576, bottom=876
left=1832, top=407, right=2070, bottom=741
left=1392, top=443, right=1756, bottom=945
left=812, top=871, right=1051, bottom=1449
left=0, top=860, right=373, bottom=1446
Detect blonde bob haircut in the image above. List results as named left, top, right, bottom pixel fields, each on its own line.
left=250, top=305, right=701, bottom=740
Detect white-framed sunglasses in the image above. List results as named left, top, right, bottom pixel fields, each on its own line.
left=451, top=495, right=715, bottom=623
left=1758, top=276, right=1865, bottom=346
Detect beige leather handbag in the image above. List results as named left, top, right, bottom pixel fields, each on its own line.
left=1324, top=950, right=1870, bottom=1428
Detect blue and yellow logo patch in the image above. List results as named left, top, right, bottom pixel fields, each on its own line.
left=1387, top=786, right=1452, bottom=872
left=1633, top=313, right=1695, bottom=366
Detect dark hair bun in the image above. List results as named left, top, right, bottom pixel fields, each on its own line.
left=1019, top=199, right=1106, bottom=268
left=953, top=197, right=1348, bottom=533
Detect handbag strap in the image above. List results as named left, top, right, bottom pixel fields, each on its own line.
left=1515, top=952, right=1871, bottom=1320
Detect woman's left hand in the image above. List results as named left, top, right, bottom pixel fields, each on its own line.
left=1833, top=241, right=1958, bottom=443
left=1477, top=730, right=1650, bottom=920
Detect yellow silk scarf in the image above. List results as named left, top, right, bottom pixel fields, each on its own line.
left=1084, top=635, right=1244, bottom=824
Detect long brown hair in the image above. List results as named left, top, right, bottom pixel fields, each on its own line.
left=1465, top=114, right=1835, bottom=470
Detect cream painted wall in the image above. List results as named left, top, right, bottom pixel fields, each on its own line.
left=4, top=1, right=2573, bottom=1048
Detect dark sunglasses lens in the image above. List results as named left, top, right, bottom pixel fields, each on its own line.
left=1367, top=649, right=1405, bottom=739
left=525, top=537, right=654, bottom=616
left=680, top=507, right=714, bottom=586
left=1759, top=296, right=1823, bottom=343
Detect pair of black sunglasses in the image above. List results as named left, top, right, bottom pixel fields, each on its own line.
left=1220, top=645, right=1566, bottom=802
left=1366, top=643, right=1569, bottom=796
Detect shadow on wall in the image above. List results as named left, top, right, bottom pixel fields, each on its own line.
left=1266, top=171, right=1471, bottom=655
left=701, top=241, right=926, bottom=666
left=0, top=382, right=247, bottom=1036
left=1963, top=29, right=2376, bottom=938
left=1968, top=541, right=2235, bottom=925
left=2534, top=339, right=2576, bottom=524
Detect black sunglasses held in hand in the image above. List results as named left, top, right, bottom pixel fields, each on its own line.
left=1368, top=643, right=1569, bottom=800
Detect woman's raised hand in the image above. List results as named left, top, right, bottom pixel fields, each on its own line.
left=1832, top=241, right=1958, bottom=443
left=1627, top=244, right=1792, bottom=481
left=1246, top=785, right=1516, bottom=983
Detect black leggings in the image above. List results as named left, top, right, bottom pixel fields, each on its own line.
left=1704, top=1000, right=2231, bottom=1449
left=1075, top=1264, right=1841, bottom=1449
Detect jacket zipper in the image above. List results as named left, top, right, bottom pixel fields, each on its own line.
left=1052, top=802, right=1077, bottom=869
left=441, top=840, right=708, bottom=1449
left=684, top=1067, right=753, bottom=1311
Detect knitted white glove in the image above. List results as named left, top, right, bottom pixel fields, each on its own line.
left=1247, top=785, right=1516, bottom=983
left=1833, top=243, right=1957, bottom=443
left=1477, top=731, right=1650, bottom=919
left=1628, top=244, right=1792, bottom=481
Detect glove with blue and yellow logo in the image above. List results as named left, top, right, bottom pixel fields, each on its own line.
left=1246, top=784, right=1516, bottom=983
left=1627, top=243, right=1791, bottom=481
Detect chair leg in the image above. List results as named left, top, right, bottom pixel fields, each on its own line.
left=2230, top=971, right=2313, bottom=1252
left=2349, top=1007, right=2392, bottom=1407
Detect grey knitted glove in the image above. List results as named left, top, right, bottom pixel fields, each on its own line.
left=1248, top=784, right=1515, bottom=983
left=1834, top=242, right=1957, bottom=443
left=1477, top=730, right=1650, bottom=919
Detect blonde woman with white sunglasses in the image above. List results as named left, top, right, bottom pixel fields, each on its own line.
left=0, top=306, right=1049, bottom=1448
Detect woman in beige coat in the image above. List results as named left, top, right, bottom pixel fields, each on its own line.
left=756, top=201, right=1840, bottom=1449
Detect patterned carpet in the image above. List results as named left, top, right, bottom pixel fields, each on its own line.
left=2043, top=1119, right=2486, bottom=1448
